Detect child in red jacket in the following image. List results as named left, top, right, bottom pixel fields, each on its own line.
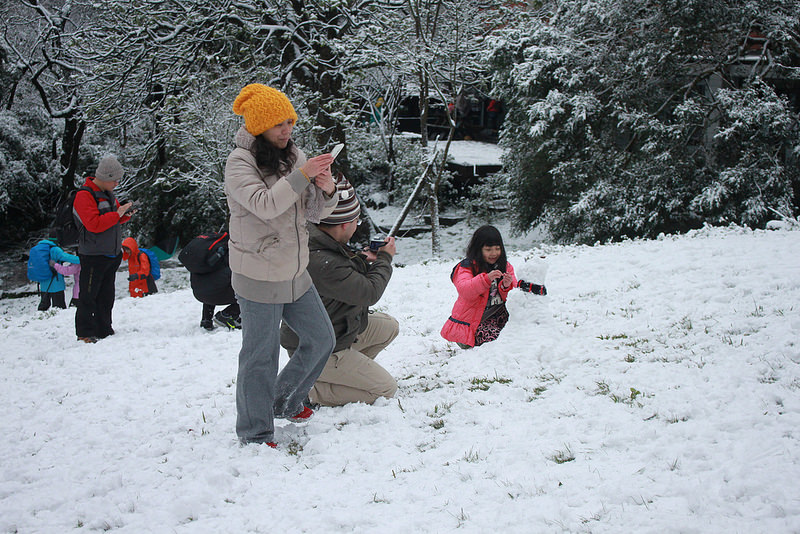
left=441, top=225, right=546, bottom=348
left=122, top=237, right=158, bottom=297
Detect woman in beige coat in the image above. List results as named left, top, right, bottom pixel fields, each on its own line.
left=225, top=84, right=338, bottom=447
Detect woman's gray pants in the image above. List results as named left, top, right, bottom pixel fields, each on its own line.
left=235, top=286, right=335, bottom=444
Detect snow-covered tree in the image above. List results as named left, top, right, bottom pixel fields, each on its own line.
left=2, top=0, right=93, bottom=194
left=2, top=0, right=376, bottom=245
left=489, top=0, right=800, bottom=243
left=365, top=0, right=510, bottom=254
left=66, top=0, right=262, bottom=244
left=83, top=0, right=376, bottom=243
left=0, top=107, right=60, bottom=244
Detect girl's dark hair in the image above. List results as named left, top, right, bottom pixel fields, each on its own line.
left=253, top=135, right=297, bottom=176
left=465, top=225, right=507, bottom=274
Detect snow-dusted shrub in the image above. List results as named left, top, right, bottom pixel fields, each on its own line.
left=465, top=173, right=511, bottom=223
left=346, top=129, right=425, bottom=207
left=0, top=109, right=60, bottom=243
left=488, top=0, right=800, bottom=244
left=690, top=81, right=798, bottom=226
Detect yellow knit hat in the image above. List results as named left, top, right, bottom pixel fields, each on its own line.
left=232, top=84, right=298, bottom=136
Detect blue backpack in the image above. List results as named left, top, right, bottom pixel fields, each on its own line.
left=139, top=247, right=161, bottom=280
left=27, top=242, right=56, bottom=283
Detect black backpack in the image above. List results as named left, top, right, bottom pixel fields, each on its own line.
left=52, top=186, right=102, bottom=247
left=178, top=231, right=229, bottom=274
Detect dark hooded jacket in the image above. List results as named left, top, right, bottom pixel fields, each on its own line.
left=280, top=225, right=393, bottom=353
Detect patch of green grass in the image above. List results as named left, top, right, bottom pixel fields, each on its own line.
left=550, top=445, right=575, bottom=464
left=721, top=333, right=744, bottom=346
left=427, top=401, right=454, bottom=428
left=618, top=302, right=642, bottom=319
left=676, top=315, right=693, bottom=331
left=622, top=337, right=652, bottom=349
left=463, top=448, right=481, bottom=463
left=286, top=440, right=303, bottom=456
left=538, top=372, right=563, bottom=383
left=452, top=508, right=469, bottom=527
left=611, top=387, right=643, bottom=405
left=749, top=301, right=765, bottom=317
left=527, top=385, right=548, bottom=401
left=429, top=401, right=455, bottom=415
left=597, top=333, right=629, bottom=340
left=430, top=419, right=445, bottom=430
left=666, top=414, right=688, bottom=424
left=409, top=371, right=455, bottom=393
left=597, top=383, right=646, bottom=407
left=469, top=373, right=512, bottom=391
left=528, top=373, right=562, bottom=400
left=580, top=512, right=603, bottom=524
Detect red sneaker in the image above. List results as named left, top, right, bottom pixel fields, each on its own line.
left=239, top=439, right=277, bottom=448
left=289, top=406, right=313, bottom=422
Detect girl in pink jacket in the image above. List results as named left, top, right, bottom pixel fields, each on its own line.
left=441, top=225, right=546, bottom=348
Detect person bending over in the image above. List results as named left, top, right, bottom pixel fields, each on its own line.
left=281, top=178, right=398, bottom=407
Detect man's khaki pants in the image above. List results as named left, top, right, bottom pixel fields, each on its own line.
left=310, top=312, right=399, bottom=407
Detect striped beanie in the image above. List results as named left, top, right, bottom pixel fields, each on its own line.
left=233, top=84, right=298, bottom=136
left=320, top=178, right=361, bottom=225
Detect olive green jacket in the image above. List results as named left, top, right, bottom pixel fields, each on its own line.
left=280, top=225, right=393, bottom=352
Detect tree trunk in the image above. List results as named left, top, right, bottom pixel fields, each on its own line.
left=389, top=158, right=435, bottom=238
left=418, top=69, right=430, bottom=148
left=60, top=117, right=86, bottom=193
left=427, top=119, right=456, bottom=257
left=427, top=177, right=441, bottom=256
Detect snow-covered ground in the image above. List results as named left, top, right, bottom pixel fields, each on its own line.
left=400, top=132, right=505, bottom=167
left=443, top=140, right=505, bottom=167
left=1, top=220, right=799, bottom=533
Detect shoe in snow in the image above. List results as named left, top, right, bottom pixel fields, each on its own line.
left=213, top=311, right=241, bottom=330
left=289, top=406, right=314, bottom=422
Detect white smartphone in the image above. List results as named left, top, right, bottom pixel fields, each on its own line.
left=331, top=143, right=344, bottom=160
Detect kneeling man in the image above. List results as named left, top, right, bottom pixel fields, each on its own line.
left=280, top=178, right=398, bottom=406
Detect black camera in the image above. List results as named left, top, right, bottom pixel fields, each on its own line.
left=369, top=235, right=386, bottom=252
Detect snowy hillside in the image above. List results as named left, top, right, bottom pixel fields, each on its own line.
left=1, top=223, right=799, bottom=532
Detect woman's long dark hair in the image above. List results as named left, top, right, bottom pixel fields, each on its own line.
left=465, top=225, right=507, bottom=274
left=254, top=135, right=297, bottom=176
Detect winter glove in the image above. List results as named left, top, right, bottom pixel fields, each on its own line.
left=518, top=280, right=547, bottom=295
left=128, top=274, right=142, bottom=281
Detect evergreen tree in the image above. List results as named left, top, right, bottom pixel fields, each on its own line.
left=489, top=0, right=800, bottom=243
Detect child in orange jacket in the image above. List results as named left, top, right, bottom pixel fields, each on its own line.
left=121, top=237, right=158, bottom=297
